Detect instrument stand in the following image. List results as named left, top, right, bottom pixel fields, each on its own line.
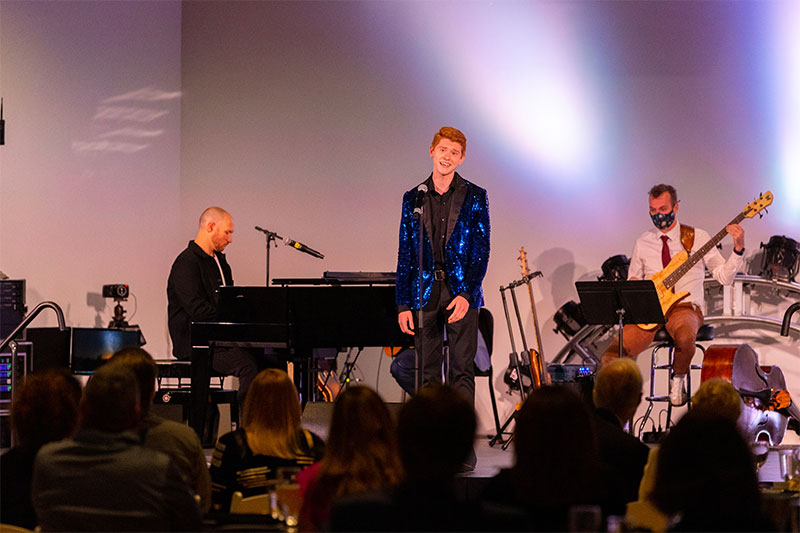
left=339, top=347, right=364, bottom=390
left=490, top=271, right=544, bottom=449
left=575, top=280, right=665, bottom=359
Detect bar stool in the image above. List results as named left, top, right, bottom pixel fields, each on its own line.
left=638, top=324, right=714, bottom=436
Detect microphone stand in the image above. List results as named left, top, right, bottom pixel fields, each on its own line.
left=256, top=227, right=280, bottom=286
left=415, top=206, right=424, bottom=395
left=256, top=226, right=325, bottom=285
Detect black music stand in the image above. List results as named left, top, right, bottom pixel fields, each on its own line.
left=575, top=280, right=665, bottom=359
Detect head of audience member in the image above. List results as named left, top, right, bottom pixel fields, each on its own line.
left=651, top=410, right=762, bottom=529
left=690, top=377, right=741, bottom=422
left=107, top=347, right=158, bottom=416
left=10, top=369, right=82, bottom=452
left=594, top=357, right=643, bottom=425
left=513, top=385, right=599, bottom=506
left=242, top=368, right=302, bottom=458
left=195, top=206, right=233, bottom=256
left=397, top=384, right=475, bottom=484
left=80, top=364, right=141, bottom=433
left=319, top=385, right=403, bottom=495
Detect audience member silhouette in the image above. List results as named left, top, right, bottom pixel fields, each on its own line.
left=592, top=357, right=649, bottom=503
left=627, top=378, right=743, bottom=533
left=0, top=370, right=81, bottom=529
left=32, top=364, right=202, bottom=531
left=651, top=410, right=772, bottom=532
left=329, top=383, right=479, bottom=531
left=298, top=385, right=404, bottom=531
left=107, top=347, right=211, bottom=512
left=481, top=385, right=625, bottom=531
left=691, top=377, right=742, bottom=420
left=209, top=368, right=325, bottom=512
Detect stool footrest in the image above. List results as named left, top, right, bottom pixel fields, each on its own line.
left=646, top=395, right=670, bottom=402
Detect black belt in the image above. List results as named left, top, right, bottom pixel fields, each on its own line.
left=433, top=269, right=446, bottom=281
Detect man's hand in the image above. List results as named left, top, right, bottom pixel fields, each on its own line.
left=446, top=295, right=470, bottom=324
left=398, top=310, right=415, bottom=335
left=726, top=223, right=745, bottom=252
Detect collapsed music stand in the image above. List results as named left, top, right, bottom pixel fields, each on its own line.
left=575, top=280, right=665, bottom=359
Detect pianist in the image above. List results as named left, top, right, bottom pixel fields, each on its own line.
left=167, top=206, right=259, bottom=406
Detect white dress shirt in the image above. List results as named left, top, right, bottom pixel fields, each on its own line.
left=628, top=220, right=743, bottom=308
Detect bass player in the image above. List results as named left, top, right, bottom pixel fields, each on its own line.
left=601, top=184, right=745, bottom=406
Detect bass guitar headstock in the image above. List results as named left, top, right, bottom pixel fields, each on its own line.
left=744, top=191, right=773, bottom=219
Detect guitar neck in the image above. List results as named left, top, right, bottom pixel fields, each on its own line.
left=663, top=212, right=746, bottom=289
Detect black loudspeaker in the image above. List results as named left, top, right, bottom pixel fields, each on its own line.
left=301, top=401, right=404, bottom=441
left=23, top=327, right=71, bottom=373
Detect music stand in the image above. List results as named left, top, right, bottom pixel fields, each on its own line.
left=575, top=280, right=665, bottom=359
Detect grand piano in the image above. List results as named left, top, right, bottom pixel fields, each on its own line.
left=189, top=272, right=411, bottom=437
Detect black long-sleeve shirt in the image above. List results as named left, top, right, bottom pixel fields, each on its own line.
left=167, top=240, right=233, bottom=360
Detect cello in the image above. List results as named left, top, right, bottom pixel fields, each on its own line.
left=701, top=344, right=800, bottom=446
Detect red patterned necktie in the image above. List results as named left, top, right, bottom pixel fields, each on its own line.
left=661, top=235, right=671, bottom=268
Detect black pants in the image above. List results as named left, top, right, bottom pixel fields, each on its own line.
left=211, top=347, right=260, bottom=407
left=413, top=282, right=478, bottom=405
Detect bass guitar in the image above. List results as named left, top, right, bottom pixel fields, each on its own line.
left=638, top=191, right=773, bottom=330
left=518, top=247, right=550, bottom=387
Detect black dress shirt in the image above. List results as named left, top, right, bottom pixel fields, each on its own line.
left=426, top=176, right=454, bottom=269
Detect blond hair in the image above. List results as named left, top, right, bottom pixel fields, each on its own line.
left=691, top=378, right=741, bottom=422
left=593, top=357, right=643, bottom=415
left=243, top=369, right=303, bottom=458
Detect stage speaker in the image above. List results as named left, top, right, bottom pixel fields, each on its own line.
left=302, top=401, right=404, bottom=441
left=24, top=327, right=71, bottom=373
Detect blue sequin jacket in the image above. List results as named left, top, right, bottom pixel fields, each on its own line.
left=395, top=173, right=490, bottom=310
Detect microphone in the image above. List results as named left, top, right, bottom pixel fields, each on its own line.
left=284, top=237, right=324, bottom=260
left=413, top=183, right=428, bottom=218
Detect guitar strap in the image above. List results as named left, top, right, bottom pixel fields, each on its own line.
left=680, top=224, right=695, bottom=253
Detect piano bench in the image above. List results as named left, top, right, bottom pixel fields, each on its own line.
left=154, top=387, right=240, bottom=441
left=154, top=360, right=229, bottom=389
left=153, top=360, right=240, bottom=445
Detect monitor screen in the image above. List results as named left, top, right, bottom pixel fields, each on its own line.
left=71, top=328, right=142, bottom=374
